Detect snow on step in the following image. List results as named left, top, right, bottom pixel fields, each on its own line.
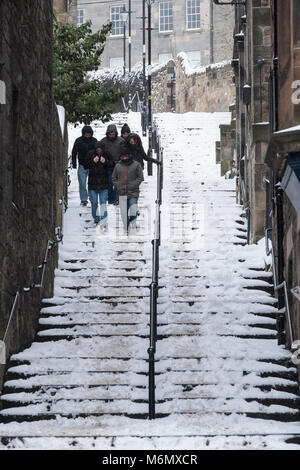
left=0, top=112, right=299, bottom=449
left=0, top=400, right=148, bottom=417
left=37, top=323, right=148, bottom=338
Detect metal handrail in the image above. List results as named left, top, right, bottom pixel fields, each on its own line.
left=2, top=291, right=20, bottom=344
left=240, top=177, right=247, bottom=208
left=265, top=228, right=277, bottom=289
left=148, top=122, right=163, bottom=420
left=275, top=281, right=297, bottom=350
left=2, top=195, right=67, bottom=355
left=121, top=91, right=144, bottom=113
left=265, top=228, right=299, bottom=351
left=239, top=177, right=251, bottom=243
left=0, top=291, right=20, bottom=364
left=23, top=239, right=56, bottom=291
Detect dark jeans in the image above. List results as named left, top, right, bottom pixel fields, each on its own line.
left=88, top=188, right=108, bottom=224
left=119, top=196, right=138, bottom=230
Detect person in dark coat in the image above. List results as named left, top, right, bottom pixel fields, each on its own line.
left=112, top=147, right=144, bottom=234
left=125, top=132, right=153, bottom=170
left=84, top=142, right=113, bottom=228
left=71, top=125, right=97, bottom=206
left=121, top=123, right=131, bottom=140
left=99, top=124, right=124, bottom=204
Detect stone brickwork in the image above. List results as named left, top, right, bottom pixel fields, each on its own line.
left=151, top=61, right=176, bottom=113
left=283, top=195, right=300, bottom=346
left=175, top=58, right=235, bottom=113
left=0, top=1, right=68, bottom=390
left=213, top=3, right=235, bottom=63
left=152, top=55, right=235, bottom=114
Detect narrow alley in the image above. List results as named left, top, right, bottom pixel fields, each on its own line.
left=0, top=112, right=299, bottom=450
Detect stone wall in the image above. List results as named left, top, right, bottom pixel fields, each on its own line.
left=151, top=61, right=176, bottom=113
left=283, top=196, right=300, bottom=346
left=152, top=54, right=235, bottom=114
left=53, top=0, right=78, bottom=24
left=0, top=0, right=68, bottom=390
left=213, top=3, right=235, bottom=63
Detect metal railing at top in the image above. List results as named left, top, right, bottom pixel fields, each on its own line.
left=148, top=118, right=163, bottom=420
left=1, top=193, right=68, bottom=365
left=122, top=90, right=144, bottom=114
left=265, top=227, right=277, bottom=290
left=239, top=177, right=251, bottom=244
left=265, top=227, right=299, bottom=351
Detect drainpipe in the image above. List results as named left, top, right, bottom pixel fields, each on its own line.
left=210, top=0, right=214, bottom=64
left=275, top=182, right=285, bottom=345
left=273, top=0, right=279, bottom=132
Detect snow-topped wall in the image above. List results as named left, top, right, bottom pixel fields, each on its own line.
left=152, top=53, right=235, bottom=114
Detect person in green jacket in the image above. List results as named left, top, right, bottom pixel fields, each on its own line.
left=112, top=147, right=144, bottom=233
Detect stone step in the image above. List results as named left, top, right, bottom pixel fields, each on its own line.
left=2, top=371, right=147, bottom=390
left=53, top=286, right=152, bottom=297
left=36, top=325, right=148, bottom=340
left=1, top=397, right=299, bottom=424
left=1, top=386, right=149, bottom=406
left=38, top=313, right=146, bottom=325
left=1, top=393, right=299, bottom=414
left=2, top=434, right=300, bottom=449
left=6, top=356, right=295, bottom=377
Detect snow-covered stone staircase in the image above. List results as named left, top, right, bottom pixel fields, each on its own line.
left=0, top=113, right=299, bottom=449
left=0, top=200, right=153, bottom=422
left=151, top=114, right=300, bottom=426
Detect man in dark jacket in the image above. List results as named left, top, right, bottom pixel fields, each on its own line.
left=112, top=147, right=144, bottom=234
left=100, top=124, right=124, bottom=204
left=84, top=142, right=113, bottom=228
left=71, top=125, right=97, bottom=206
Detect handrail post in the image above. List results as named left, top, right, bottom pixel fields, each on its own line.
left=148, top=123, right=163, bottom=420
left=2, top=291, right=20, bottom=345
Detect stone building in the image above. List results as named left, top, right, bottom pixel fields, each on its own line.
left=264, top=0, right=300, bottom=353
left=0, top=0, right=68, bottom=390
left=216, top=0, right=300, bottom=361
left=73, top=0, right=234, bottom=68
left=53, top=0, right=78, bottom=24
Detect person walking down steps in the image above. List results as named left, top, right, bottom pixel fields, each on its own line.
left=112, top=147, right=144, bottom=234
left=84, top=142, right=113, bottom=230
left=121, top=123, right=131, bottom=141
left=100, top=124, right=124, bottom=204
left=71, top=125, right=97, bottom=206
left=125, top=132, right=154, bottom=170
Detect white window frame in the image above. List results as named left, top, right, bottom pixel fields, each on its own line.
left=77, top=9, right=84, bottom=26
left=159, top=2, right=174, bottom=33
left=109, top=57, right=124, bottom=68
left=186, top=0, right=201, bottom=31
left=110, top=4, right=126, bottom=37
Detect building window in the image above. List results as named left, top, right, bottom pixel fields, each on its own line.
left=110, top=5, right=126, bottom=36
left=294, top=0, right=300, bottom=45
left=159, top=2, right=174, bottom=33
left=186, top=0, right=200, bottom=30
left=77, top=9, right=84, bottom=25
left=110, top=57, right=124, bottom=68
